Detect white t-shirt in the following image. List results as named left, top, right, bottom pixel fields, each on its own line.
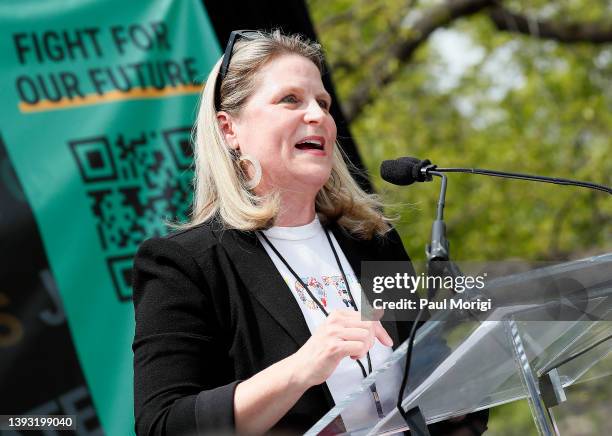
left=258, top=216, right=395, bottom=422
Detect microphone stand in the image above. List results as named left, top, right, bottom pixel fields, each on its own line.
left=397, top=170, right=465, bottom=436
left=426, top=171, right=466, bottom=288
left=397, top=170, right=479, bottom=436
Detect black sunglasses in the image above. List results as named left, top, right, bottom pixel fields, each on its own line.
left=214, top=30, right=259, bottom=109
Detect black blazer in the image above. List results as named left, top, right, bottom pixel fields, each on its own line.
left=132, top=219, right=488, bottom=435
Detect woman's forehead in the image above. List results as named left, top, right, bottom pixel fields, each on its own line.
left=255, top=54, right=325, bottom=93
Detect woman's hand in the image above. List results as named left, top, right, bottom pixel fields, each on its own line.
left=234, top=310, right=393, bottom=434
left=288, top=309, right=393, bottom=389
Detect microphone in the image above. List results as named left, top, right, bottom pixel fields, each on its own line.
left=380, top=157, right=435, bottom=185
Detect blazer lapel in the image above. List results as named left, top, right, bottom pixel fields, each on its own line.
left=221, top=229, right=312, bottom=348
left=328, top=224, right=402, bottom=349
left=221, top=223, right=402, bottom=350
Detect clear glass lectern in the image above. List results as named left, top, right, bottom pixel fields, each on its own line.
left=306, top=253, right=612, bottom=436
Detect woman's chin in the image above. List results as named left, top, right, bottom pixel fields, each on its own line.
left=289, top=171, right=332, bottom=191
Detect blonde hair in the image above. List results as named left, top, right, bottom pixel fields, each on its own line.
left=184, top=30, right=391, bottom=239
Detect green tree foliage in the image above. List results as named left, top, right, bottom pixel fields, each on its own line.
left=308, top=0, right=611, bottom=262
left=308, top=2, right=611, bottom=433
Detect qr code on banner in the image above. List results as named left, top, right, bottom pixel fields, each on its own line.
left=68, top=128, right=193, bottom=302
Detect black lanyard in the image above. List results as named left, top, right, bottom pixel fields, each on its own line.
left=258, top=228, right=385, bottom=418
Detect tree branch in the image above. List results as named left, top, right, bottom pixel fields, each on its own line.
left=318, top=1, right=385, bottom=32
left=330, top=9, right=405, bottom=75
left=488, top=5, right=612, bottom=44
left=343, top=0, right=495, bottom=122
left=318, top=8, right=355, bottom=32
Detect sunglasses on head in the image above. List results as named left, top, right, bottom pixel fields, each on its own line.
left=214, top=30, right=259, bottom=109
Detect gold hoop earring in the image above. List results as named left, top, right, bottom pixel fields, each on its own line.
left=238, top=154, right=262, bottom=190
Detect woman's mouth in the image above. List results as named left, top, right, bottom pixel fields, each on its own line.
left=295, top=136, right=326, bottom=155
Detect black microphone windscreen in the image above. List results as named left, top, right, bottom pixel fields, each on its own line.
left=380, top=157, right=423, bottom=186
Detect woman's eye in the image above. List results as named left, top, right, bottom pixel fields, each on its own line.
left=318, top=100, right=330, bottom=110
left=280, top=95, right=299, bottom=104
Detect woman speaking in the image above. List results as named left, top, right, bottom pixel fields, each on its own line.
left=132, top=30, right=487, bottom=435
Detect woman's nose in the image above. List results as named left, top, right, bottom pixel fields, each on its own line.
left=303, top=100, right=326, bottom=123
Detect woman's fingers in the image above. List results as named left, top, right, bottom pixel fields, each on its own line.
left=369, top=309, right=394, bottom=346
left=374, top=321, right=393, bottom=347
left=336, top=340, right=370, bottom=359
left=328, top=310, right=393, bottom=348
left=337, top=327, right=373, bottom=344
left=295, top=310, right=395, bottom=388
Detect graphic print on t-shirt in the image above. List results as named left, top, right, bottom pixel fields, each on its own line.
left=322, top=275, right=357, bottom=309
left=284, top=273, right=359, bottom=311
left=294, top=276, right=327, bottom=309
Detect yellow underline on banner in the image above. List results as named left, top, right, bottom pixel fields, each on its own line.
left=18, top=85, right=202, bottom=113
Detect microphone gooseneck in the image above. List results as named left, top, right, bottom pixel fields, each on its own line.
left=381, top=157, right=612, bottom=194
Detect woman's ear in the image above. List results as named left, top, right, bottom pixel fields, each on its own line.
left=217, top=111, right=240, bottom=151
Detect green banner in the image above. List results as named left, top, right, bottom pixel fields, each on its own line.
left=0, top=0, right=220, bottom=433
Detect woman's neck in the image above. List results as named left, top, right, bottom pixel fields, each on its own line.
left=274, top=191, right=317, bottom=227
